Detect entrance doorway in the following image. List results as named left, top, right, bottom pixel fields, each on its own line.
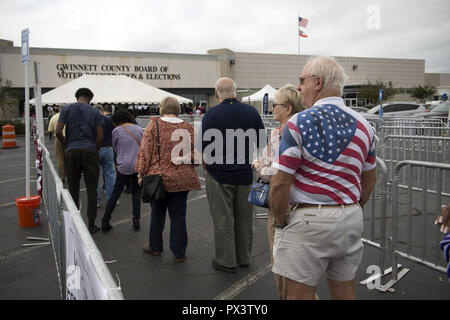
left=345, top=98, right=358, bottom=107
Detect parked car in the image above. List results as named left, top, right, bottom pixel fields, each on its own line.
left=350, top=106, right=370, bottom=113
left=366, top=102, right=426, bottom=117
left=415, top=101, right=450, bottom=119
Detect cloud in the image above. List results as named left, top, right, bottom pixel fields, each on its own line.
left=0, top=0, right=449, bottom=72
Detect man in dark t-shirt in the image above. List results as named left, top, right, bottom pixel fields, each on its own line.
left=200, top=77, right=266, bottom=273
left=56, top=88, right=104, bottom=234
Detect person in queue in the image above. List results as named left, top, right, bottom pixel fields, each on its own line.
left=47, top=107, right=55, bottom=140
left=94, top=105, right=116, bottom=209
left=269, top=56, right=377, bottom=299
left=436, top=204, right=450, bottom=234
left=101, top=109, right=143, bottom=232
left=47, top=105, right=66, bottom=182
left=436, top=204, right=450, bottom=281
left=135, top=96, right=201, bottom=263
left=200, top=77, right=265, bottom=272
left=56, top=88, right=104, bottom=234
left=251, top=84, right=303, bottom=298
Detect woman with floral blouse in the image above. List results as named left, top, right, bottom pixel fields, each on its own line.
left=135, top=97, right=201, bottom=263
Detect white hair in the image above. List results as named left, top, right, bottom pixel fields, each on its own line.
left=215, top=77, right=237, bottom=100
left=305, top=56, right=348, bottom=96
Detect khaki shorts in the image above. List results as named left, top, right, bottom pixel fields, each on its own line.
left=272, top=204, right=364, bottom=287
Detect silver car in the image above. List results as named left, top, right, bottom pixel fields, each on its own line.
left=350, top=107, right=370, bottom=113
left=415, top=101, right=450, bottom=119
left=366, top=102, right=426, bottom=117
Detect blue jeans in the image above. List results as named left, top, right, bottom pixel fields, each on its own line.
left=102, top=171, right=141, bottom=222
left=97, top=147, right=115, bottom=204
left=149, top=191, right=189, bottom=259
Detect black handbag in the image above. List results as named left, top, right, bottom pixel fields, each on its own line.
left=140, top=119, right=166, bottom=203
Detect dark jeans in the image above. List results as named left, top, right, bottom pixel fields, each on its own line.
left=102, top=171, right=141, bottom=223
left=65, top=149, right=99, bottom=226
left=149, top=191, right=189, bottom=259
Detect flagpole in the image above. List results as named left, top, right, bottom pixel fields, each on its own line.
left=298, top=14, right=300, bottom=55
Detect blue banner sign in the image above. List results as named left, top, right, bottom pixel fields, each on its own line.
left=263, top=93, right=269, bottom=115
left=21, top=28, right=30, bottom=64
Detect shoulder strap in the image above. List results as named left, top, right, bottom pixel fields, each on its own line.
left=121, top=124, right=140, bottom=146
left=155, top=118, right=161, bottom=166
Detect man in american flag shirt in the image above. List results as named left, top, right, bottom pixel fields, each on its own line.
left=269, top=56, right=377, bottom=300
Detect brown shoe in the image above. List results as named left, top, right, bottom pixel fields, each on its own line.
left=175, top=257, right=185, bottom=263
left=143, top=243, right=161, bottom=256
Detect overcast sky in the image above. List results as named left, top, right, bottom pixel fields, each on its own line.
left=1, top=0, right=449, bottom=73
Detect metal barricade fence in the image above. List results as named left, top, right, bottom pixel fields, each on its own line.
left=386, top=161, right=450, bottom=291
left=382, top=135, right=450, bottom=194
left=135, top=115, right=151, bottom=128
left=363, top=116, right=448, bottom=132
left=378, top=126, right=450, bottom=138
left=41, top=142, right=65, bottom=299
left=381, top=120, right=447, bottom=129
left=178, top=114, right=191, bottom=123
left=381, top=116, right=446, bottom=122
left=137, top=115, right=280, bottom=130
left=196, top=164, right=206, bottom=182
left=178, top=114, right=203, bottom=123
left=373, top=116, right=446, bottom=122
left=137, top=115, right=202, bottom=128
left=261, top=115, right=274, bottom=122
left=40, top=141, right=123, bottom=300
left=361, top=157, right=389, bottom=278
left=363, top=115, right=383, bottom=131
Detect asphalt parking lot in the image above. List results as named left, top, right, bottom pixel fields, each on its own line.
left=0, top=136, right=449, bottom=300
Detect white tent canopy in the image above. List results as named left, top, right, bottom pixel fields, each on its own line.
left=241, top=84, right=277, bottom=102
left=30, top=74, right=193, bottom=105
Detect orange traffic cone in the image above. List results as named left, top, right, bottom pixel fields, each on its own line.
left=2, top=124, right=18, bottom=148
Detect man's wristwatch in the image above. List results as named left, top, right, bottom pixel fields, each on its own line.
left=273, top=219, right=287, bottom=229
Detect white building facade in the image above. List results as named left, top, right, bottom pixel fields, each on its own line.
left=1, top=39, right=448, bottom=114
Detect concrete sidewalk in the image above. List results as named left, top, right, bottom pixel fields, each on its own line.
left=0, top=137, right=60, bottom=299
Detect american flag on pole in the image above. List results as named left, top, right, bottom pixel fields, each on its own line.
left=274, top=100, right=376, bottom=204
left=298, top=16, right=309, bottom=28
left=32, top=119, right=43, bottom=197
left=299, top=30, right=308, bottom=38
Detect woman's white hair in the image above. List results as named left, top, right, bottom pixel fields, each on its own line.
left=305, top=56, right=348, bottom=96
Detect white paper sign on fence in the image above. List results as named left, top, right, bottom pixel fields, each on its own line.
left=63, top=210, right=109, bottom=300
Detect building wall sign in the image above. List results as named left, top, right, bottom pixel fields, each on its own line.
left=55, top=63, right=182, bottom=81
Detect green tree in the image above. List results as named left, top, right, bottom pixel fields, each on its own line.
left=359, top=80, right=396, bottom=108
left=0, top=77, right=13, bottom=105
left=411, top=85, right=437, bottom=103
left=0, top=78, right=20, bottom=120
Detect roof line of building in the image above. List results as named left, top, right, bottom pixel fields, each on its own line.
left=234, top=50, right=426, bottom=63
left=0, top=45, right=219, bottom=61
left=0, top=39, right=427, bottom=64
